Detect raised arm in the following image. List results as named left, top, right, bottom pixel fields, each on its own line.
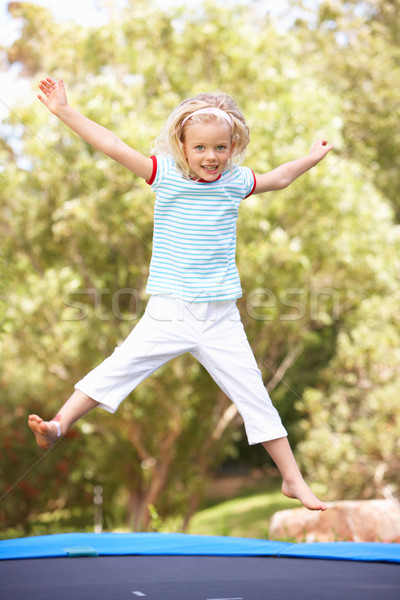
left=38, top=77, right=153, bottom=180
left=253, top=139, right=333, bottom=194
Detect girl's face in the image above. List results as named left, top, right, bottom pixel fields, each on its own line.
left=182, top=121, right=234, bottom=181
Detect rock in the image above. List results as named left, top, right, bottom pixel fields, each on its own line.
left=269, top=499, right=400, bottom=543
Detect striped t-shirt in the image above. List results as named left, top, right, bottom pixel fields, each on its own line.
left=146, top=155, right=256, bottom=302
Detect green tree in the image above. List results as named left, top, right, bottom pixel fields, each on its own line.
left=285, top=0, right=400, bottom=501
left=293, top=0, right=400, bottom=219
left=299, top=289, right=400, bottom=500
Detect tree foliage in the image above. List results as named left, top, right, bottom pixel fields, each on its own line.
left=1, top=0, right=400, bottom=535
left=287, top=0, right=400, bottom=501
left=293, top=0, right=400, bottom=219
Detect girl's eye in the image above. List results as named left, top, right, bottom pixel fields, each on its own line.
left=195, top=145, right=204, bottom=151
left=217, top=146, right=226, bottom=151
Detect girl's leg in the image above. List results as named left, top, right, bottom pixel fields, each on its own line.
left=28, top=389, right=97, bottom=450
left=29, top=296, right=199, bottom=450
left=194, top=301, right=327, bottom=511
left=262, top=436, right=327, bottom=511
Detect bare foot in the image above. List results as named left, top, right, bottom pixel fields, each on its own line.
left=28, top=414, right=60, bottom=450
left=282, top=478, right=327, bottom=511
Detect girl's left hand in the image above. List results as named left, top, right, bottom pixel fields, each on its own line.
left=37, top=77, right=68, bottom=116
left=310, top=139, right=334, bottom=162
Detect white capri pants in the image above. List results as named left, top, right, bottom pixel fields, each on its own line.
left=75, top=295, right=287, bottom=445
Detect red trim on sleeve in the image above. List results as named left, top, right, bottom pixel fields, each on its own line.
left=244, top=170, right=257, bottom=198
left=146, top=155, right=157, bottom=185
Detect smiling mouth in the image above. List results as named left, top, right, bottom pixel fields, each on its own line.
left=202, top=165, right=218, bottom=171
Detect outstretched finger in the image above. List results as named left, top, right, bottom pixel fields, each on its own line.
left=39, top=78, right=56, bottom=94
left=38, top=85, right=51, bottom=98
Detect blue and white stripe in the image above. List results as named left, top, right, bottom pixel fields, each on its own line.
left=146, top=156, right=255, bottom=302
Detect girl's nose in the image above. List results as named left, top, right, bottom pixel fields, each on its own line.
left=206, top=148, right=216, bottom=160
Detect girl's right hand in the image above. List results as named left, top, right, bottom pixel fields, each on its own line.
left=37, top=77, right=68, bottom=115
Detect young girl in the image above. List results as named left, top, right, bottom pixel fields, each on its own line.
left=29, top=77, right=333, bottom=511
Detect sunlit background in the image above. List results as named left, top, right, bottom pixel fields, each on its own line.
left=1, top=0, right=399, bottom=541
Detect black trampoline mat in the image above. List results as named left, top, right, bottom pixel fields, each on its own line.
left=1, top=555, right=399, bottom=600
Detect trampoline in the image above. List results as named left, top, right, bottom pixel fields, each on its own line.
left=1, top=533, right=400, bottom=600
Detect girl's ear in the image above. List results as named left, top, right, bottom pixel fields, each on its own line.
left=230, top=139, right=236, bottom=156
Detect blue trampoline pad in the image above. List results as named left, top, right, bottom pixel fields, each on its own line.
left=1, top=533, right=399, bottom=600
left=280, top=541, right=400, bottom=563
left=1, top=533, right=400, bottom=562
left=0, top=532, right=290, bottom=560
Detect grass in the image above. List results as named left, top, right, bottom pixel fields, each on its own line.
left=1, top=470, right=306, bottom=541
left=185, top=471, right=302, bottom=540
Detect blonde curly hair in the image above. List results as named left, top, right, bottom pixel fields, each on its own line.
left=151, top=93, right=250, bottom=180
